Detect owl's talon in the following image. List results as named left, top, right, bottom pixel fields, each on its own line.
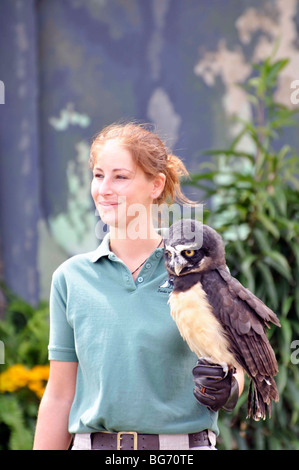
left=198, top=356, right=215, bottom=365
left=198, top=357, right=229, bottom=377
left=221, top=363, right=229, bottom=377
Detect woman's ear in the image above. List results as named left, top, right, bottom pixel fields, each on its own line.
left=151, top=173, right=166, bottom=200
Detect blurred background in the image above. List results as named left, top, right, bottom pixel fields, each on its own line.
left=0, top=0, right=299, bottom=450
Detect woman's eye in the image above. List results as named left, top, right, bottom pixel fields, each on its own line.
left=115, top=175, right=128, bottom=180
left=93, top=173, right=130, bottom=181
left=183, top=250, right=195, bottom=257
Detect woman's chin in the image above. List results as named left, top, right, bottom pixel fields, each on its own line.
left=98, top=210, right=127, bottom=231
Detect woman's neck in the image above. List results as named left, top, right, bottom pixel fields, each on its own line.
left=109, top=223, right=163, bottom=276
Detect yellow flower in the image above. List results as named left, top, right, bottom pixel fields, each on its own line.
left=29, top=365, right=50, bottom=381
left=27, top=381, right=46, bottom=399
left=27, top=365, right=50, bottom=398
left=0, top=364, right=30, bottom=393
left=0, top=364, right=50, bottom=398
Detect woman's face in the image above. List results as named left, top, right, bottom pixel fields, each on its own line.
left=91, top=140, right=163, bottom=232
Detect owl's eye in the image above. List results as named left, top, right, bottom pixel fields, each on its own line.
left=165, top=250, right=171, bottom=257
left=183, top=250, right=195, bottom=257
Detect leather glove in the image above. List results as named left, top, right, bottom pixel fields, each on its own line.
left=192, top=359, right=239, bottom=412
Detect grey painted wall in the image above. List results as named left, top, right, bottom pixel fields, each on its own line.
left=0, top=0, right=298, bottom=305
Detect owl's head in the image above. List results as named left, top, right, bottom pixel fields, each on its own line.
left=164, top=219, right=225, bottom=276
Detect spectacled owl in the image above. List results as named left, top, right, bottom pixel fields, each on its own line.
left=164, top=219, right=280, bottom=421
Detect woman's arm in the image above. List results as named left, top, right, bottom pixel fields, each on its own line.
left=33, top=360, right=78, bottom=450
left=235, top=365, right=245, bottom=396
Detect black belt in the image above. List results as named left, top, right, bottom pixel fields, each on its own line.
left=91, top=430, right=212, bottom=450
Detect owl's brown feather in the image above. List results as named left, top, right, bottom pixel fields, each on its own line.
left=165, top=220, right=281, bottom=421
left=199, top=268, right=280, bottom=420
left=171, top=268, right=280, bottom=420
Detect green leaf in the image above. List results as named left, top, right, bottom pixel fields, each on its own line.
left=217, top=418, right=233, bottom=450
left=203, top=149, right=255, bottom=163
left=273, top=187, right=287, bottom=216
left=188, top=171, right=218, bottom=181
left=279, top=318, right=293, bottom=365
left=267, top=58, right=290, bottom=80
left=282, top=296, right=294, bottom=317
left=253, top=228, right=271, bottom=253
left=277, top=364, right=288, bottom=394
left=256, top=261, right=278, bottom=309
left=0, top=395, right=33, bottom=450
left=295, top=272, right=299, bottom=319
left=263, top=251, right=292, bottom=281
left=256, top=213, right=280, bottom=239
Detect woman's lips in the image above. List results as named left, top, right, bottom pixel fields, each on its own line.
left=98, top=201, right=120, bottom=207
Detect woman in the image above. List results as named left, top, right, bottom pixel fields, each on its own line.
left=33, top=122, right=244, bottom=450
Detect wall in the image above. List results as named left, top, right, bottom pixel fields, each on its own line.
left=0, top=0, right=298, bottom=305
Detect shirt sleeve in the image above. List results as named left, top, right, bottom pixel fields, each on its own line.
left=48, top=268, right=78, bottom=362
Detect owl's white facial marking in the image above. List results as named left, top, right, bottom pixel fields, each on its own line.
left=175, top=243, right=199, bottom=252
left=165, top=244, right=198, bottom=275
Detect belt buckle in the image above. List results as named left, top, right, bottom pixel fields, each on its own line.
left=117, top=431, right=138, bottom=450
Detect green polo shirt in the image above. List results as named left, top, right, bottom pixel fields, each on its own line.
left=48, top=233, right=219, bottom=435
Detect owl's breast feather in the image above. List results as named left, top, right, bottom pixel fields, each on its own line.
left=168, top=282, right=237, bottom=367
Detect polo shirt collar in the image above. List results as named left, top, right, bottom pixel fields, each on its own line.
left=90, top=228, right=168, bottom=263
left=90, top=233, right=112, bottom=262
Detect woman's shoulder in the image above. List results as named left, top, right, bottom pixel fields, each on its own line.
left=53, top=250, right=96, bottom=279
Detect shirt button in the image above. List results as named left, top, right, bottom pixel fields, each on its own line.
left=145, top=262, right=152, bottom=269
left=155, top=251, right=162, bottom=258
left=137, top=276, right=144, bottom=283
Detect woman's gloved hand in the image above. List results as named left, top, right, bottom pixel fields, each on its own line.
left=192, top=359, right=239, bottom=412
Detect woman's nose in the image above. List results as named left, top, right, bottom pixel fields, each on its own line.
left=98, top=176, right=113, bottom=195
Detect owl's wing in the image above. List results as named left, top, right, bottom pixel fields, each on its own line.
left=200, top=267, right=280, bottom=379
left=217, top=267, right=281, bottom=328
left=199, top=267, right=280, bottom=420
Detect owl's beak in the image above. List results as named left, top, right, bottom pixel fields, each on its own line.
left=174, top=263, right=183, bottom=275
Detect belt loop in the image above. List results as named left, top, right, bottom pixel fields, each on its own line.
left=72, top=433, right=92, bottom=450
left=208, top=430, right=217, bottom=447
left=159, top=434, right=189, bottom=450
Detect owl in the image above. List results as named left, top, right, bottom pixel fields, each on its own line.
left=164, top=218, right=280, bottom=421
